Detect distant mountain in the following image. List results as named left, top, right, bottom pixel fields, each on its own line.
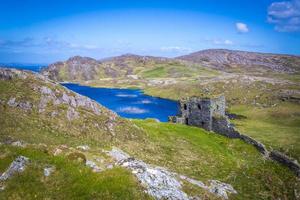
left=41, top=49, right=300, bottom=83
left=41, top=54, right=207, bottom=82
left=177, top=49, right=300, bottom=73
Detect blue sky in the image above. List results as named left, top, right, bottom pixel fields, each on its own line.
left=0, top=0, right=299, bottom=63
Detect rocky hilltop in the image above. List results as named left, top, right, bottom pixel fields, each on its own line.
left=42, top=54, right=192, bottom=82
left=0, top=68, right=141, bottom=142
left=43, top=56, right=99, bottom=81
left=178, top=49, right=300, bottom=73
left=42, top=49, right=300, bottom=83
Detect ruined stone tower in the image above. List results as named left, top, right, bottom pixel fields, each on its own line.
left=169, top=96, right=225, bottom=131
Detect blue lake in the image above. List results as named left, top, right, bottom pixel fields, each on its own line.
left=0, top=65, right=179, bottom=121
left=62, top=83, right=179, bottom=122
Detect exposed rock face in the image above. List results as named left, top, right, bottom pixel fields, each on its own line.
left=0, top=68, right=28, bottom=80
left=43, top=56, right=99, bottom=81
left=39, top=85, right=107, bottom=117
left=85, top=160, right=102, bottom=173
left=0, top=156, right=29, bottom=181
left=179, top=176, right=237, bottom=199
left=178, top=49, right=300, bottom=73
left=76, top=145, right=90, bottom=151
left=7, top=98, right=32, bottom=111
left=109, top=148, right=190, bottom=200
left=11, top=140, right=27, bottom=148
left=44, top=166, right=55, bottom=177
left=0, top=68, right=119, bottom=135
left=108, top=148, right=237, bottom=200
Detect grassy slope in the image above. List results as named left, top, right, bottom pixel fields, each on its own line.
left=129, top=120, right=299, bottom=200
left=230, top=102, right=300, bottom=161
left=1, top=70, right=299, bottom=199
left=53, top=57, right=219, bottom=81
left=58, top=68, right=300, bottom=176
left=1, top=116, right=299, bottom=199
left=0, top=146, right=151, bottom=200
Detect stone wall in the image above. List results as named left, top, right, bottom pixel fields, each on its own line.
left=186, top=97, right=213, bottom=130
left=211, top=95, right=226, bottom=117
left=212, top=115, right=300, bottom=177
left=169, top=95, right=300, bottom=177
left=269, top=151, right=300, bottom=177
left=212, top=117, right=241, bottom=138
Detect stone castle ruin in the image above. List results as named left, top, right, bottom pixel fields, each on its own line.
left=169, top=96, right=227, bottom=132
left=169, top=96, right=231, bottom=134
left=169, top=96, right=300, bottom=177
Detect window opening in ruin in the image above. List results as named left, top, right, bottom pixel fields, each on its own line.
left=198, top=104, right=202, bottom=110
left=184, top=104, right=187, bottom=110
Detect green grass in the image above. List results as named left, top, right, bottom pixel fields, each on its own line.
left=230, top=102, right=300, bottom=161
left=1, top=70, right=300, bottom=199
left=0, top=145, right=151, bottom=200
left=142, top=66, right=168, bottom=78
left=124, top=120, right=299, bottom=200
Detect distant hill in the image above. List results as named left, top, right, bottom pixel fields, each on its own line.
left=177, top=49, right=300, bottom=73
left=41, top=54, right=215, bottom=82
left=41, top=49, right=300, bottom=83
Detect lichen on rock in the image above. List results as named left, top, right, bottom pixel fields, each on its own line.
left=108, top=148, right=237, bottom=200
left=0, top=156, right=29, bottom=181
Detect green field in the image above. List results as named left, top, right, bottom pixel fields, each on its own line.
left=230, top=102, right=300, bottom=161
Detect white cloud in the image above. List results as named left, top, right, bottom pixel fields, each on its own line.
left=236, top=22, right=249, bottom=33
left=268, top=0, right=300, bottom=32
left=117, top=106, right=148, bottom=114
left=211, top=39, right=234, bottom=45
left=116, top=93, right=138, bottom=98
left=160, top=46, right=192, bottom=53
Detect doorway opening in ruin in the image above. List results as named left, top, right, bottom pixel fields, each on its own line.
left=185, top=118, right=189, bottom=125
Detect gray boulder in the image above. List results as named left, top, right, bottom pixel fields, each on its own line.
left=0, top=156, right=29, bottom=181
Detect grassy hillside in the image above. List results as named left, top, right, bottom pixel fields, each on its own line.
left=0, top=146, right=150, bottom=200
left=0, top=69, right=299, bottom=199
left=42, top=54, right=218, bottom=82
left=230, top=103, right=300, bottom=161
left=42, top=53, right=300, bottom=173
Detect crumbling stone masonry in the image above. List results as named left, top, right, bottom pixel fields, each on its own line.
left=169, top=96, right=300, bottom=177
left=169, top=96, right=226, bottom=131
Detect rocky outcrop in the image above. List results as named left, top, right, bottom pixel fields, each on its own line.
left=108, top=148, right=237, bottom=200
left=0, top=68, right=29, bottom=80
left=42, top=56, right=99, bottom=81
left=44, top=166, right=55, bottom=177
left=85, top=160, right=102, bottom=173
left=39, top=85, right=107, bottom=117
left=7, top=97, right=32, bottom=111
left=0, top=68, right=119, bottom=136
left=0, top=156, right=29, bottom=181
